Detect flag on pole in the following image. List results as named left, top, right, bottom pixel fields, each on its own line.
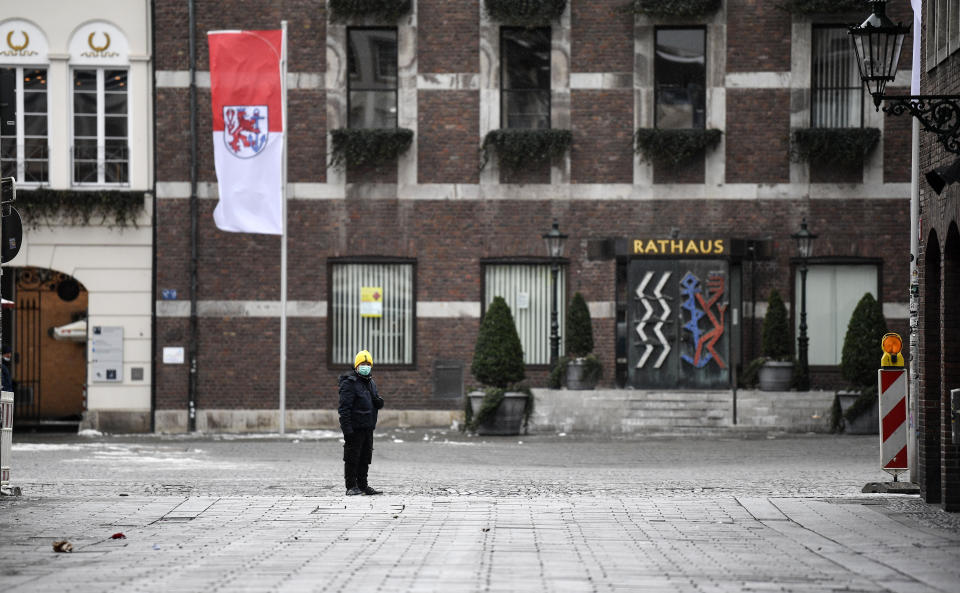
left=208, top=29, right=284, bottom=235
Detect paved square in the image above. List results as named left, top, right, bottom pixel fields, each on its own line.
left=2, top=430, right=958, bottom=592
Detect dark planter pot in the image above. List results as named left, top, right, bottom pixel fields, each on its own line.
left=758, top=361, right=794, bottom=391
left=838, top=392, right=879, bottom=435
left=468, top=390, right=528, bottom=436
left=565, top=359, right=598, bottom=390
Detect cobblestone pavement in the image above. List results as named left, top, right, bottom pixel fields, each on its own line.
left=2, top=429, right=959, bottom=592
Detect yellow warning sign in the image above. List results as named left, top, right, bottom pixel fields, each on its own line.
left=361, top=286, right=383, bottom=318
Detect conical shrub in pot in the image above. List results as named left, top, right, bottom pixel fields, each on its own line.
left=471, top=296, right=525, bottom=388
left=563, top=292, right=601, bottom=389
left=758, top=289, right=794, bottom=391
left=836, top=292, right=887, bottom=433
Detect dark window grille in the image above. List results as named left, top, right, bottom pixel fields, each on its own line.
left=812, top=26, right=863, bottom=128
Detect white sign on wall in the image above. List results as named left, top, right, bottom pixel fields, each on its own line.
left=90, top=326, right=123, bottom=382
left=162, top=347, right=184, bottom=364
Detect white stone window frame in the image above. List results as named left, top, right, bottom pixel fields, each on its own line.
left=926, top=0, right=960, bottom=70
left=793, top=261, right=880, bottom=367
left=70, top=67, right=130, bottom=187
left=810, top=24, right=865, bottom=129
left=482, top=261, right=567, bottom=367
left=328, top=259, right=417, bottom=368
left=1, top=65, right=49, bottom=185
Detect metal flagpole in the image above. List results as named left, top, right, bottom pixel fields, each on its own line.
left=279, top=20, right=288, bottom=434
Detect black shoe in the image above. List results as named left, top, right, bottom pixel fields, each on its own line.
left=361, top=486, right=382, bottom=495
left=346, top=487, right=363, bottom=496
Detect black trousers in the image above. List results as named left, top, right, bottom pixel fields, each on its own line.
left=343, top=429, right=374, bottom=489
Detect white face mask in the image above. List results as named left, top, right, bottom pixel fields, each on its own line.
left=357, top=364, right=372, bottom=376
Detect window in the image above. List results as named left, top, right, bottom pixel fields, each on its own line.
left=0, top=67, right=48, bottom=183
left=811, top=26, right=863, bottom=128
left=484, top=263, right=565, bottom=365
left=795, top=264, right=878, bottom=366
left=655, top=28, right=706, bottom=129
left=927, top=0, right=960, bottom=68
left=348, top=28, right=398, bottom=129
left=72, top=69, right=129, bottom=185
left=329, top=261, right=414, bottom=366
left=501, top=27, right=551, bottom=129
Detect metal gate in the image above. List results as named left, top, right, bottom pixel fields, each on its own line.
left=13, top=292, right=40, bottom=424
left=627, top=259, right=730, bottom=389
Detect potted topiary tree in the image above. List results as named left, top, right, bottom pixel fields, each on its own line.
left=758, top=289, right=794, bottom=391
left=464, top=296, right=532, bottom=435
left=834, top=293, right=887, bottom=434
left=558, top=292, right=602, bottom=390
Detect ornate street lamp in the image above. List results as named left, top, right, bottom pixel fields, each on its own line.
left=542, top=220, right=568, bottom=367
left=849, top=0, right=960, bottom=154
left=791, top=218, right=818, bottom=391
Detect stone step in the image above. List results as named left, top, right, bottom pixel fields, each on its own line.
left=623, top=417, right=731, bottom=427
left=627, top=400, right=730, bottom=411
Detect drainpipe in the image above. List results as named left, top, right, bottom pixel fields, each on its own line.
left=149, top=0, right=157, bottom=433
left=188, top=0, right=198, bottom=432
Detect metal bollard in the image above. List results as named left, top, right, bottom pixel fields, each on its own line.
left=0, top=389, right=13, bottom=493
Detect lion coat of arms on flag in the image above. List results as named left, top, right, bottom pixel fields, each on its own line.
left=223, top=105, right=269, bottom=158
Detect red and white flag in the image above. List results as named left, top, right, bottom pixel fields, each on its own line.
left=208, top=29, right=284, bottom=235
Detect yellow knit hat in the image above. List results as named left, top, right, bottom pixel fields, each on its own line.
left=354, top=350, right=373, bottom=368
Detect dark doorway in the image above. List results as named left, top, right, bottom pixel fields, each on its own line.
left=942, top=223, right=960, bottom=511
left=921, top=231, right=942, bottom=503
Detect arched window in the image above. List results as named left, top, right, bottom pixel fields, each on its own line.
left=68, top=21, right=130, bottom=186
left=0, top=19, right=50, bottom=184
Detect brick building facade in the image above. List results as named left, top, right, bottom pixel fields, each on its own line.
left=916, top=1, right=960, bottom=512
left=150, top=1, right=913, bottom=433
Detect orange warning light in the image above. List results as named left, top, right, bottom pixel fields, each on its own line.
left=881, top=332, right=905, bottom=367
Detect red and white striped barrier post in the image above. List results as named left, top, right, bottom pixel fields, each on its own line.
left=878, top=333, right=908, bottom=480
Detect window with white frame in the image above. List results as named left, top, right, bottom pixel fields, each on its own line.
left=0, top=66, right=48, bottom=183
left=795, top=263, right=879, bottom=366
left=811, top=26, right=864, bottom=128
left=72, top=69, right=129, bottom=185
left=926, top=0, right=960, bottom=68
left=330, top=261, right=414, bottom=366
left=484, top=263, right=565, bottom=365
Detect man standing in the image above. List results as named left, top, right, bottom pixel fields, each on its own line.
left=338, top=350, right=384, bottom=496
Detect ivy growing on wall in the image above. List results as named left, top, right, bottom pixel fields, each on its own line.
left=480, top=129, right=573, bottom=171
left=483, top=0, right=567, bottom=26
left=630, top=0, right=721, bottom=18
left=791, top=127, right=880, bottom=168
left=14, top=189, right=146, bottom=228
left=328, top=0, right=412, bottom=23
left=781, top=0, right=865, bottom=14
left=633, top=128, right=722, bottom=167
left=329, top=128, right=414, bottom=170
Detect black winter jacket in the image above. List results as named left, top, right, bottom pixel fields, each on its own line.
left=338, top=371, right=384, bottom=435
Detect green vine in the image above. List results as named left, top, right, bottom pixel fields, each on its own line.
left=843, top=385, right=878, bottom=423
left=329, top=128, right=414, bottom=170
left=791, top=128, right=880, bottom=168
left=14, top=189, right=146, bottom=228
left=484, top=0, right=567, bottom=26
left=480, top=129, right=572, bottom=171
left=462, top=385, right=534, bottom=433
left=328, top=0, right=412, bottom=22
left=781, top=0, right=865, bottom=14
left=630, top=0, right=721, bottom=17
left=830, top=393, right=844, bottom=433
left=738, top=356, right=768, bottom=389
left=634, top=128, right=722, bottom=167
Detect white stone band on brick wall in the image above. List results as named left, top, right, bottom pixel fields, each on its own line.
left=156, top=300, right=618, bottom=319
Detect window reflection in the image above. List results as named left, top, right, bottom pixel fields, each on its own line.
left=655, top=28, right=706, bottom=129
left=348, top=28, right=398, bottom=129
left=501, top=27, right=551, bottom=129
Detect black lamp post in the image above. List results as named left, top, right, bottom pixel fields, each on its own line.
left=791, top=218, right=817, bottom=391
left=849, top=0, right=960, bottom=155
left=542, top=220, right=568, bottom=367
